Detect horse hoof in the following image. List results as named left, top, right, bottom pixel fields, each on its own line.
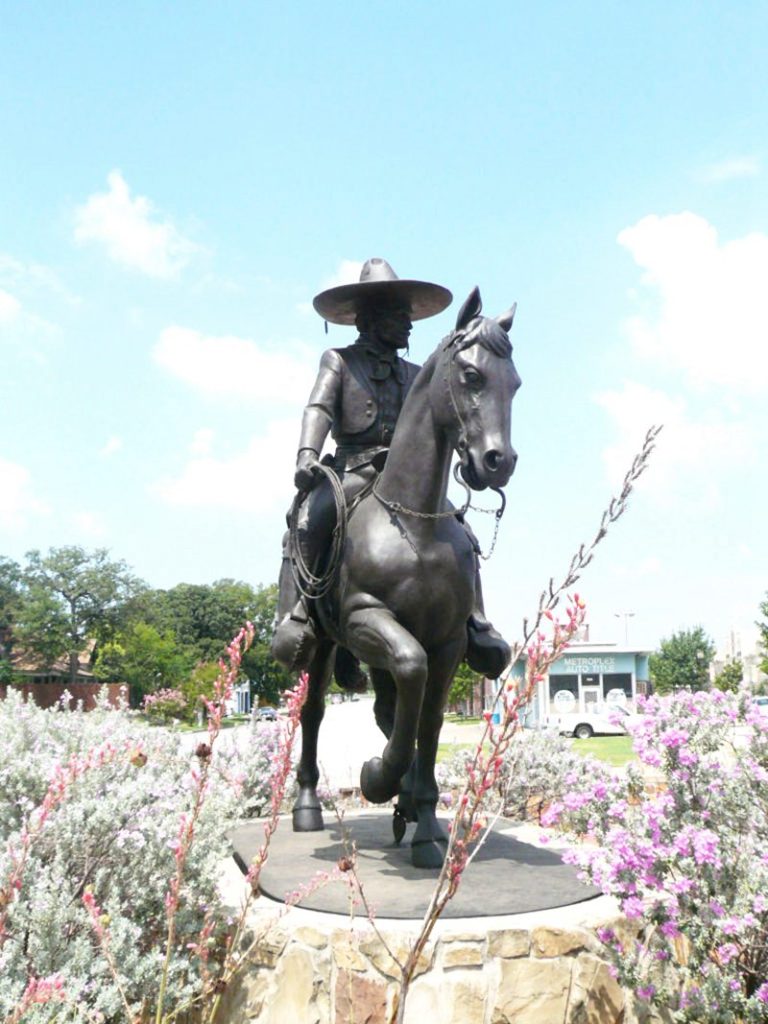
left=360, top=757, right=400, bottom=804
left=393, top=808, right=408, bottom=845
left=293, top=805, right=324, bottom=832
left=411, top=839, right=447, bottom=869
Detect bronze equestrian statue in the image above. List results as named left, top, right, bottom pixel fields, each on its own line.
left=271, top=260, right=520, bottom=867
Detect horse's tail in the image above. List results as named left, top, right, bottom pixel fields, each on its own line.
left=333, top=646, right=369, bottom=694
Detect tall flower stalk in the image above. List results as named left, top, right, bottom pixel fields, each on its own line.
left=388, top=424, right=661, bottom=1024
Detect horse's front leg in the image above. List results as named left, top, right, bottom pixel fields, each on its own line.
left=293, top=639, right=336, bottom=832
left=410, top=639, right=465, bottom=868
left=344, top=608, right=427, bottom=805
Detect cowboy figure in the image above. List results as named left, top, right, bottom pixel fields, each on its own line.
left=271, top=258, right=510, bottom=684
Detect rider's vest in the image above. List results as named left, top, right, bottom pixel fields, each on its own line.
left=332, top=345, right=420, bottom=447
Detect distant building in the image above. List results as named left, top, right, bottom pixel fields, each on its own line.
left=711, top=629, right=767, bottom=690
left=503, top=641, right=651, bottom=727
left=0, top=643, right=123, bottom=711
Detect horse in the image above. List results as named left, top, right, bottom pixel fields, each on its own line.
left=290, top=287, right=521, bottom=868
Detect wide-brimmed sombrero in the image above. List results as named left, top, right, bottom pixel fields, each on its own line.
left=313, top=258, right=452, bottom=325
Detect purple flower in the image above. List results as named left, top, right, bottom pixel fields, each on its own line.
left=622, top=895, right=644, bottom=919
left=757, top=982, right=768, bottom=1003
left=636, top=984, right=655, bottom=1001
left=716, top=942, right=739, bottom=965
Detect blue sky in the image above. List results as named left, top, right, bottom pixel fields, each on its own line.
left=1, top=3, right=766, bottom=659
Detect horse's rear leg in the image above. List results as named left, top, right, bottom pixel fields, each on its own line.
left=293, top=639, right=336, bottom=832
left=345, top=609, right=427, bottom=805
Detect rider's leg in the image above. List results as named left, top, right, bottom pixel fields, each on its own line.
left=271, top=480, right=335, bottom=670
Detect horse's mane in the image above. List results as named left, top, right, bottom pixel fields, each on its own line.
left=442, top=315, right=513, bottom=360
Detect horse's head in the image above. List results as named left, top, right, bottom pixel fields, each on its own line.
left=431, top=287, right=521, bottom=491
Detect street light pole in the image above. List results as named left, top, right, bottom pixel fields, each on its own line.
left=614, top=612, right=635, bottom=646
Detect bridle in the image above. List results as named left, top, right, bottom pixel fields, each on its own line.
left=372, top=327, right=507, bottom=559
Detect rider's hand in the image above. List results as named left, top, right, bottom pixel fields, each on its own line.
left=294, top=450, right=322, bottom=491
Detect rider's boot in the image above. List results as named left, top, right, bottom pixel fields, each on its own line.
left=465, top=611, right=511, bottom=679
left=465, top=565, right=511, bottom=679
left=270, top=541, right=318, bottom=671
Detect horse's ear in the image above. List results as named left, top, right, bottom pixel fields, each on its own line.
left=456, top=287, right=482, bottom=331
left=495, top=303, right=517, bottom=332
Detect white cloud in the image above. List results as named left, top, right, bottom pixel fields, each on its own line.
left=189, top=428, right=214, bottom=456
left=100, top=436, right=123, bottom=457
left=595, top=380, right=753, bottom=507
left=152, top=419, right=296, bottom=512
left=0, top=253, right=81, bottom=306
left=0, top=458, right=48, bottom=528
left=152, top=325, right=315, bottom=402
left=74, top=171, right=198, bottom=278
left=0, top=289, right=21, bottom=324
left=617, top=212, right=768, bottom=394
left=698, top=156, right=761, bottom=183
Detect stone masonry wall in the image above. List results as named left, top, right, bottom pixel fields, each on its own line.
left=218, top=893, right=648, bottom=1024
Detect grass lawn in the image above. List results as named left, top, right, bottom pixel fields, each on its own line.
left=568, top=734, right=636, bottom=767
left=436, top=741, right=475, bottom=763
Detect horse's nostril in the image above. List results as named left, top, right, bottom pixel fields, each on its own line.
left=484, top=449, right=502, bottom=472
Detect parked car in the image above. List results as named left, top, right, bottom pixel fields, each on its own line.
left=256, top=707, right=277, bottom=722
left=555, top=704, right=635, bottom=740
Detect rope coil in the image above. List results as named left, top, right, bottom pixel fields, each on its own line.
left=288, top=463, right=348, bottom=601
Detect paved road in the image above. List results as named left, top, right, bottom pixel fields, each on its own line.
left=183, top=696, right=484, bottom=790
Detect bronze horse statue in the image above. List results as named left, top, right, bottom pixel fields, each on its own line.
left=290, top=288, right=520, bottom=868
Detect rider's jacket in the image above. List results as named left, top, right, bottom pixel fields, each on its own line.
left=297, top=338, right=420, bottom=465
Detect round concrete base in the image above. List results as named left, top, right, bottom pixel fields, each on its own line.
left=230, top=811, right=600, bottom=918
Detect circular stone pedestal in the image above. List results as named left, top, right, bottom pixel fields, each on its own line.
left=220, top=815, right=632, bottom=1024
left=230, top=811, right=600, bottom=918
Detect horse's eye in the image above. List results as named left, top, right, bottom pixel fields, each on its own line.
left=463, top=368, right=482, bottom=386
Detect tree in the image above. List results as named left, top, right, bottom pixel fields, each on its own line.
left=447, top=662, right=482, bottom=710
left=713, top=659, right=743, bottom=693
left=94, top=622, right=193, bottom=706
left=242, top=584, right=294, bottom=706
left=649, top=627, right=716, bottom=694
left=758, top=594, right=768, bottom=676
left=22, top=547, right=145, bottom=685
left=0, top=557, right=23, bottom=684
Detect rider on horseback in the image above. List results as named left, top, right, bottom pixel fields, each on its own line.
left=271, top=258, right=511, bottom=684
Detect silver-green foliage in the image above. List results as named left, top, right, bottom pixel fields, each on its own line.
left=0, top=690, right=285, bottom=1021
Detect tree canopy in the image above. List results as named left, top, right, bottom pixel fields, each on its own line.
left=0, top=547, right=292, bottom=711
left=649, top=627, right=716, bottom=694
left=758, top=594, right=768, bottom=676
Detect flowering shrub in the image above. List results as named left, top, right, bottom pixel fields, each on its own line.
left=0, top=688, right=239, bottom=1021
left=216, top=718, right=294, bottom=818
left=437, top=726, right=619, bottom=821
left=545, top=689, right=768, bottom=1021
left=141, top=686, right=188, bottom=723
left=0, top=658, right=308, bottom=1022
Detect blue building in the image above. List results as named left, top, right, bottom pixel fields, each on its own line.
left=506, top=642, right=651, bottom=727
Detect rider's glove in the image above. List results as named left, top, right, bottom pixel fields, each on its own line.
left=294, top=449, right=322, bottom=491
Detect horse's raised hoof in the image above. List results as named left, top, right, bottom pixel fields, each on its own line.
left=393, top=807, right=408, bottom=845
left=411, top=838, right=448, bottom=869
left=360, top=757, right=401, bottom=804
left=292, top=787, right=324, bottom=832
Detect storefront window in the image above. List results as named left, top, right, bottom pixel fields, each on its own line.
left=549, top=673, right=578, bottom=716
left=603, top=672, right=633, bottom=704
